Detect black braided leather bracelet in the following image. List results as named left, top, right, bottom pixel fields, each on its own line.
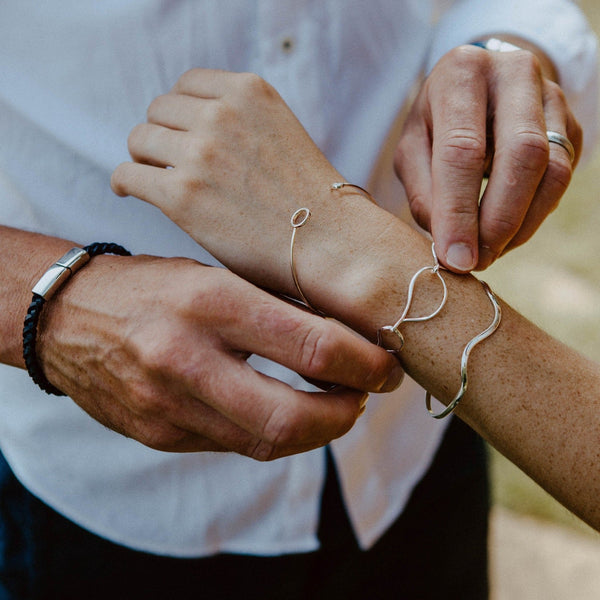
left=23, top=242, right=131, bottom=396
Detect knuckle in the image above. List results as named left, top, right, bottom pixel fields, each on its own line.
left=139, top=423, right=190, bottom=452
left=254, top=407, right=300, bottom=460
left=127, top=123, right=147, bottom=154
left=544, top=159, right=572, bottom=198
left=110, top=163, right=129, bottom=195
left=407, top=194, right=431, bottom=231
left=482, top=211, right=522, bottom=249
left=236, top=72, right=274, bottom=99
left=545, top=79, right=567, bottom=105
left=169, top=168, right=206, bottom=210
left=510, top=49, right=542, bottom=78
left=127, top=382, right=168, bottom=419
left=442, top=200, right=479, bottom=220
left=248, top=439, right=279, bottom=462
left=135, top=327, right=183, bottom=380
left=510, top=130, right=549, bottom=171
left=146, top=94, right=168, bottom=121
left=174, top=68, right=201, bottom=91
left=296, top=325, right=332, bottom=379
left=204, top=100, right=235, bottom=129
left=433, top=46, right=493, bottom=90
left=183, top=128, right=229, bottom=172
left=187, top=135, right=215, bottom=162
left=444, top=44, right=490, bottom=71
left=438, top=129, right=487, bottom=168
left=187, top=269, right=236, bottom=319
left=263, top=408, right=296, bottom=446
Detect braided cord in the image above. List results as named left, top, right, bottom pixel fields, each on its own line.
left=22, top=242, right=131, bottom=396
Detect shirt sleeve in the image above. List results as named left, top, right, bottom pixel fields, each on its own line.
left=427, top=0, right=599, bottom=159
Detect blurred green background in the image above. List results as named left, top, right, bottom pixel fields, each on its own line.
left=485, top=0, right=600, bottom=537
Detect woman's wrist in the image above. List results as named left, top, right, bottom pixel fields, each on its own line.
left=290, top=190, right=432, bottom=338
left=287, top=194, right=506, bottom=410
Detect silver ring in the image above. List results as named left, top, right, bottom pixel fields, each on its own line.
left=546, top=130, right=575, bottom=164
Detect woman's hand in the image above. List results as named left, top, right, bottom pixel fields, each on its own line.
left=112, top=69, right=347, bottom=297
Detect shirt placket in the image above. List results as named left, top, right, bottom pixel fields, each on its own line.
left=254, top=0, right=327, bottom=148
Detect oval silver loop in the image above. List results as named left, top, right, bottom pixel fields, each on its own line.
left=291, top=207, right=311, bottom=228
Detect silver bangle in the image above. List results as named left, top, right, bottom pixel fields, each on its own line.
left=425, top=281, right=502, bottom=419
left=290, top=207, right=319, bottom=312
left=377, top=243, right=448, bottom=353
left=292, top=184, right=503, bottom=420
left=331, top=181, right=376, bottom=203
left=288, top=183, right=376, bottom=313
left=375, top=241, right=502, bottom=419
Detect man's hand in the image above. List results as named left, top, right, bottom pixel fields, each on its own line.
left=394, top=41, right=582, bottom=272
left=37, top=254, right=403, bottom=460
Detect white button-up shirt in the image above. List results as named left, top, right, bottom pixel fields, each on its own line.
left=0, top=1, right=597, bottom=556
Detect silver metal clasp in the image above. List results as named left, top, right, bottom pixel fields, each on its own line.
left=32, top=248, right=90, bottom=300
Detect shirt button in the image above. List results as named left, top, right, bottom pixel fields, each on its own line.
left=281, top=36, right=295, bottom=53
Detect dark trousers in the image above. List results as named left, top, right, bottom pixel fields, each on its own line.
left=0, top=418, right=489, bottom=599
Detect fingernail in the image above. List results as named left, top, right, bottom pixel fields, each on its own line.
left=359, top=393, right=369, bottom=410
left=446, top=243, right=476, bottom=272
left=358, top=394, right=369, bottom=416
left=379, top=361, right=405, bottom=393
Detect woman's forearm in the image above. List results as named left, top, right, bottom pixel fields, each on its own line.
left=293, top=195, right=600, bottom=528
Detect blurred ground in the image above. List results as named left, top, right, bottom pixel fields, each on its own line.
left=490, top=508, right=600, bottom=600
left=484, top=1, right=600, bottom=596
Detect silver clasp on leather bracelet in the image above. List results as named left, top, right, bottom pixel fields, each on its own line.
left=23, top=242, right=131, bottom=396
left=32, top=247, right=91, bottom=300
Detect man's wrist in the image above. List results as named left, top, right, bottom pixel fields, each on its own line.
left=471, top=34, right=558, bottom=82
left=0, top=226, right=79, bottom=368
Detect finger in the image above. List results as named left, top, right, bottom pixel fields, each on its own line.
left=146, top=92, right=208, bottom=132
left=545, top=80, right=583, bottom=168
left=155, top=402, right=347, bottom=460
left=132, top=404, right=335, bottom=459
left=215, top=287, right=404, bottom=394
left=394, top=99, right=434, bottom=231
left=111, top=161, right=167, bottom=202
left=130, top=415, right=230, bottom=454
left=127, top=122, right=189, bottom=168
left=115, top=360, right=353, bottom=459
left=172, top=67, right=235, bottom=98
left=476, top=53, right=548, bottom=269
left=502, top=85, right=580, bottom=253
left=173, top=352, right=367, bottom=458
left=429, top=47, right=489, bottom=272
